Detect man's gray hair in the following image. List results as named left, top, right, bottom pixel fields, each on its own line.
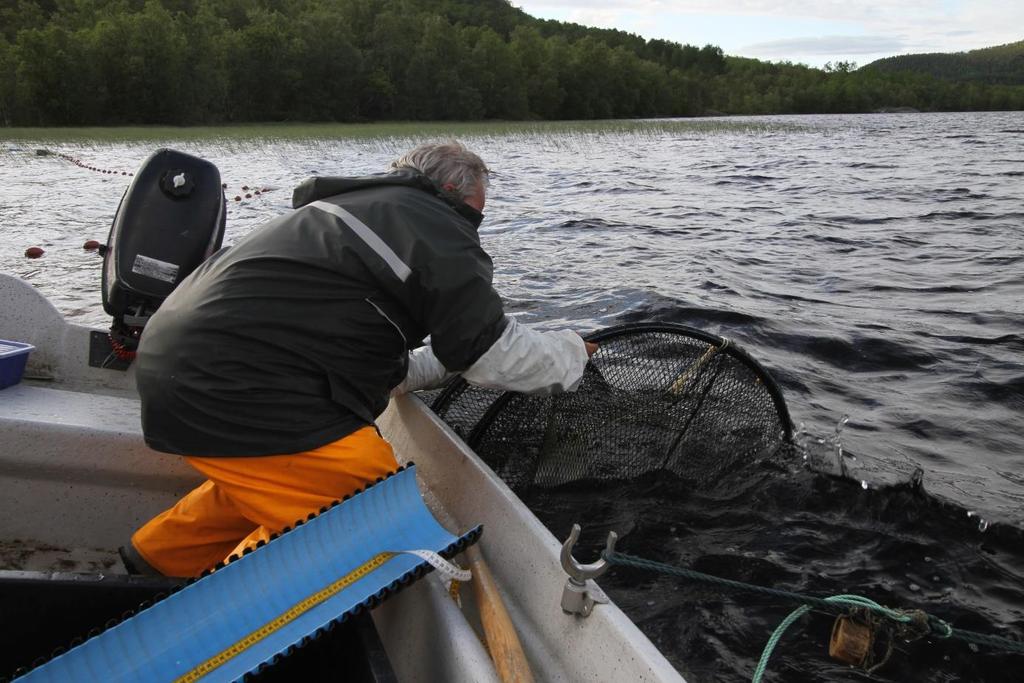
left=391, top=141, right=489, bottom=202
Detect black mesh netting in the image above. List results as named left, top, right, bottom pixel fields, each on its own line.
left=426, top=323, right=793, bottom=495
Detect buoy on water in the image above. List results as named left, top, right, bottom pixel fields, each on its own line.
left=83, top=240, right=101, bottom=251
left=25, top=247, right=45, bottom=259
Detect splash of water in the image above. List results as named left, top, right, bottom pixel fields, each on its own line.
left=792, top=421, right=812, bottom=463
left=832, top=414, right=851, bottom=478
left=966, top=510, right=989, bottom=532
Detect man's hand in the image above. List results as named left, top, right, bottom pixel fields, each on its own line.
left=392, top=345, right=454, bottom=396
left=583, top=339, right=598, bottom=357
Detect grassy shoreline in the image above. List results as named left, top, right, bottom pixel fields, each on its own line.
left=0, top=118, right=807, bottom=143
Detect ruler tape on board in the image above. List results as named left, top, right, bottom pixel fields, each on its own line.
left=393, top=549, right=471, bottom=591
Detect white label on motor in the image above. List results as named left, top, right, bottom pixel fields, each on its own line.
left=132, top=254, right=179, bottom=283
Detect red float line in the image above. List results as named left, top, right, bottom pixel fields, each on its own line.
left=54, top=152, right=275, bottom=204
left=224, top=183, right=274, bottom=203
left=54, top=152, right=132, bottom=177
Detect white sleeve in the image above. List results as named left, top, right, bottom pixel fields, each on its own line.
left=461, top=317, right=589, bottom=395
left=392, top=344, right=456, bottom=396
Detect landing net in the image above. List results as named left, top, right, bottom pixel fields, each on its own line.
left=428, top=323, right=793, bottom=495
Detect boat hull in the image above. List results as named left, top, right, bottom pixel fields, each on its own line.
left=0, top=272, right=684, bottom=682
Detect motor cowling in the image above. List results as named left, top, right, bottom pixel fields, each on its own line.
left=101, top=148, right=226, bottom=359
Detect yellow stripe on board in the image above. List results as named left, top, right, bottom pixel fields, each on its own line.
left=175, top=552, right=395, bottom=683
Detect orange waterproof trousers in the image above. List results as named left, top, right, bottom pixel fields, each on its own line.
left=131, top=426, right=398, bottom=578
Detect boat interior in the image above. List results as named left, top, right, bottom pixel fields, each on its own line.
left=0, top=271, right=683, bottom=681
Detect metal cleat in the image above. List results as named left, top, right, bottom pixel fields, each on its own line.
left=559, top=523, right=617, bottom=617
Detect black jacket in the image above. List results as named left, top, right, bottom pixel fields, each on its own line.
left=135, top=170, right=507, bottom=456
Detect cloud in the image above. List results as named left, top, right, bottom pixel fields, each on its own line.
left=742, top=35, right=908, bottom=57
left=518, top=1, right=948, bottom=27
left=557, top=8, right=622, bottom=29
left=515, top=1, right=1024, bottom=65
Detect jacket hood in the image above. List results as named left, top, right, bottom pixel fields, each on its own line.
left=291, top=168, right=440, bottom=208
left=291, top=169, right=484, bottom=229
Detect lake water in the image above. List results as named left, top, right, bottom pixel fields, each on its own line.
left=2, top=112, right=1022, bottom=680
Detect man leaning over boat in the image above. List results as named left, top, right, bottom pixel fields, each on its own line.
left=121, top=141, right=597, bottom=578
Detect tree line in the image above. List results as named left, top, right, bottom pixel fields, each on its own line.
left=1, top=0, right=1022, bottom=127
left=865, top=41, right=1024, bottom=87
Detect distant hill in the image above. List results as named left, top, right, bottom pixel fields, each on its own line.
left=863, top=41, right=1024, bottom=85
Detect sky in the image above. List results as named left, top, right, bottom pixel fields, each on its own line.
left=512, top=1, right=1024, bottom=69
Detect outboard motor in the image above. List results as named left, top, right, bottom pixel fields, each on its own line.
left=101, top=149, right=225, bottom=361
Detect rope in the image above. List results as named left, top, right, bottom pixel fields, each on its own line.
left=604, top=551, right=1024, bottom=662
left=752, top=595, right=906, bottom=683
left=753, top=603, right=809, bottom=682
left=48, top=149, right=275, bottom=204
left=53, top=151, right=132, bottom=176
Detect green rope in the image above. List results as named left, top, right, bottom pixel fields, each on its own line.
left=752, top=604, right=810, bottom=683
left=751, top=594, right=908, bottom=683
left=603, top=550, right=1024, bottom=664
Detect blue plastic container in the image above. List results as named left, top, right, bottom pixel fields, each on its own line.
left=0, top=340, right=34, bottom=389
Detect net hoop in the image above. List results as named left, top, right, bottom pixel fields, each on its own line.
left=431, top=322, right=794, bottom=448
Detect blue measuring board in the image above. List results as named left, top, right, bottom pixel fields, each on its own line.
left=16, top=464, right=480, bottom=682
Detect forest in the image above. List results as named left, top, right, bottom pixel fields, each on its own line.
left=866, top=41, right=1024, bottom=86
left=1, top=0, right=1022, bottom=126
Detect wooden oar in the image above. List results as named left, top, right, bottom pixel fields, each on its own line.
left=464, top=544, right=536, bottom=683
